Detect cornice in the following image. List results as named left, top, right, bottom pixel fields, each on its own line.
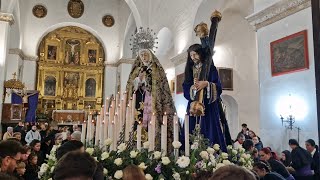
left=246, top=0, right=311, bottom=31
left=170, top=51, right=188, bottom=66
left=0, top=12, right=14, bottom=25
left=105, top=58, right=135, bottom=67
left=9, top=48, right=38, bottom=61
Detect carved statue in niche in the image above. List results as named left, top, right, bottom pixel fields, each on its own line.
left=85, top=78, right=96, bottom=97
left=44, top=76, right=56, bottom=96
left=63, top=72, right=79, bottom=99
left=65, top=39, right=80, bottom=64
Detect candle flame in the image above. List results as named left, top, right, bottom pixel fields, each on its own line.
left=107, top=97, right=109, bottom=100
left=117, top=92, right=120, bottom=94
left=84, top=121, right=86, bottom=123
left=89, top=112, right=92, bottom=115
left=102, top=120, right=105, bottom=124
left=102, top=105, right=104, bottom=107
left=153, top=112, right=155, bottom=115
left=124, top=91, right=127, bottom=93
left=164, top=112, right=167, bottom=115
left=92, top=120, right=94, bottom=123
left=174, top=112, right=177, bottom=115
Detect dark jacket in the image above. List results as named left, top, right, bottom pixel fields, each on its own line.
left=268, top=158, right=291, bottom=178
left=24, top=164, right=39, bottom=180
left=311, top=149, right=319, bottom=178
left=263, top=172, right=286, bottom=180
left=291, top=147, right=313, bottom=170
left=255, top=141, right=263, bottom=151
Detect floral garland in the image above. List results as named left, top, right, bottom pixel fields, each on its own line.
left=39, top=138, right=253, bottom=180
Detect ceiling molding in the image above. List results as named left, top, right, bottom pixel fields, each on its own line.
left=9, top=48, right=38, bottom=61
left=0, top=12, right=15, bottom=25
left=246, top=0, right=311, bottom=31
left=170, top=51, right=188, bottom=66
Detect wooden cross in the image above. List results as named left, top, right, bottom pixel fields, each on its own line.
left=12, top=72, right=17, bottom=79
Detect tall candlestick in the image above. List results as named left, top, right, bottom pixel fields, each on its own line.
left=161, top=112, right=168, bottom=154
left=184, top=114, right=190, bottom=156
left=173, top=114, right=179, bottom=141
left=148, top=113, right=156, bottom=151
left=125, top=105, right=130, bottom=141
left=137, top=121, right=142, bottom=151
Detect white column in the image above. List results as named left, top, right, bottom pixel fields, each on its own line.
left=118, top=62, right=133, bottom=93
left=104, top=65, right=117, bottom=98
left=0, top=13, right=14, bottom=138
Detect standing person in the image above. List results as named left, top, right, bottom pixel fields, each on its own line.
left=305, top=139, right=319, bottom=180
left=25, top=125, right=41, bottom=145
left=182, top=10, right=227, bottom=150
left=0, top=140, right=24, bottom=174
left=14, top=122, right=24, bottom=133
left=234, top=133, right=246, bottom=149
left=239, top=123, right=251, bottom=139
left=39, top=123, right=48, bottom=141
left=289, top=139, right=313, bottom=180
left=259, top=148, right=294, bottom=180
left=29, top=140, right=44, bottom=166
left=3, top=127, right=14, bottom=140
left=281, top=150, right=292, bottom=167
left=253, top=136, right=263, bottom=151
left=24, top=153, right=39, bottom=180
left=253, top=161, right=286, bottom=180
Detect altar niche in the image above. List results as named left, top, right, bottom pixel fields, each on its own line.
left=36, top=26, right=105, bottom=113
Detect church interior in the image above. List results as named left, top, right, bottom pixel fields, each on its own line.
left=0, top=0, right=320, bottom=179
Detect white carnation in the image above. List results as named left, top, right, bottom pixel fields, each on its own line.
left=200, top=151, right=209, bottom=160
left=104, top=138, right=113, bottom=146
left=213, top=144, right=220, bottom=151
left=114, top=158, right=123, bottom=166
left=172, top=173, right=181, bottom=180
left=138, top=162, right=148, bottom=170
left=232, top=149, right=238, bottom=155
left=221, top=152, right=228, bottom=159
left=239, top=147, right=245, bottom=153
left=207, top=147, right=215, bottom=155
left=101, top=152, right=110, bottom=160
left=145, top=174, right=153, bottom=180
left=176, top=156, right=190, bottom=168
left=117, top=143, right=127, bottom=153
left=50, top=166, right=55, bottom=173
left=153, top=151, right=162, bottom=160
left=191, top=142, right=199, bottom=150
left=130, top=151, right=139, bottom=158
left=114, top=170, right=123, bottom=179
left=172, top=141, right=182, bottom=149
left=239, top=157, right=246, bottom=163
left=161, top=157, right=171, bottom=165
left=85, top=148, right=94, bottom=155
left=223, top=160, right=231, bottom=165
left=103, top=168, right=108, bottom=176
left=227, top=145, right=233, bottom=150
left=216, top=163, right=225, bottom=169
left=143, top=141, right=150, bottom=149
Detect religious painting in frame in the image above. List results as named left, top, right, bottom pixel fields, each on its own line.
left=85, top=78, right=96, bottom=97
left=44, top=76, right=56, bottom=96
left=11, top=104, right=22, bottom=121
left=270, top=30, right=309, bottom=76
left=176, top=73, right=185, bottom=94
left=47, top=45, right=57, bottom=60
left=218, top=68, right=233, bottom=91
left=88, top=49, right=97, bottom=63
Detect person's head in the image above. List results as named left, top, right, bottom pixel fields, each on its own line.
left=210, top=165, right=256, bottom=180
left=259, top=148, right=272, bottom=161
left=139, top=49, right=152, bottom=65
left=56, top=140, right=84, bottom=160
left=123, top=164, right=146, bottom=180
left=16, top=162, right=26, bottom=176
left=248, top=130, right=256, bottom=138
left=237, top=133, right=245, bottom=144
left=252, top=136, right=259, bottom=145
left=40, top=123, right=47, bottom=131
left=30, top=139, right=41, bottom=152
left=28, top=153, right=38, bottom=166
left=243, top=139, right=254, bottom=152
left=12, top=132, right=21, bottom=141
left=305, top=139, right=317, bottom=153
left=187, top=44, right=204, bottom=64
left=71, top=131, right=82, bottom=141
left=31, top=125, right=37, bottom=131
left=72, top=125, right=79, bottom=131
left=194, top=22, right=209, bottom=37
left=7, top=127, right=13, bottom=133
left=18, top=121, right=24, bottom=126
left=55, top=133, right=63, bottom=145
left=53, top=152, right=97, bottom=180
left=253, top=161, right=271, bottom=178
left=21, top=146, right=31, bottom=161
left=289, top=139, right=299, bottom=149
left=0, top=140, right=24, bottom=173
left=241, top=123, right=248, bottom=132
left=66, top=131, right=71, bottom=140
left=281, top=150, right=291, bottom=166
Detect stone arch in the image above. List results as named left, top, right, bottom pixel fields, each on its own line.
left=155, top=27, right=174, bottom=59
left=124, top=0, right=142, bottom=27
left=221, top=94, right=239, bottom=139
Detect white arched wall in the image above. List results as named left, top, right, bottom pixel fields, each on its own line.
left=155, top=27, right=174, bottom=69
left=221, top=94, right=239, bottom=139
left=122, top=13, right=137, bottom=58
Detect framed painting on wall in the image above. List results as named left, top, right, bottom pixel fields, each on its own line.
left=11, top=104, right=22, bottom=121
left=218, top=68, right=233, bottom=91
left=176, top=73, right=185, bottom=94
left=270, top=30, right=309, bottom=76
left=47, top=45, right=57, bottom=60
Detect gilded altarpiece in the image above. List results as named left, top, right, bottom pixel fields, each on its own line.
left=37, top=26, right=104, bottom=113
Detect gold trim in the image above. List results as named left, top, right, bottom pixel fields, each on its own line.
left=211, top=10, right=222, bottom=21
left=0, top=12, right=14, bottom=25
left=4, top=73, right=25, bottom=89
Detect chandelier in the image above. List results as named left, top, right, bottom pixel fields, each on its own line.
left=130, top=27, right=158, bottom=54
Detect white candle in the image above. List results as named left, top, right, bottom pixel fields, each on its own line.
left=131, top=94, right=136, bottom=126
left=148, top=113, right=156, bottom=151
left=113, top=114, right=118, bottom=151
left=125, top=105, right=130, bottom=141
left=87, top=114, right=93, bottom=144
left=137, top=121, right=142, bottom=151
left=173, top=114, right=179, bottom=141
left=81, top=121, right=87, bottom=144
left=161, top=112, right=168, bottom=154
left=95, top=115, right=100, bottom=146
left=108, top=100, right=115, bottom=150
left=104, top=112, right=109, bottom=144
left=184, top=114, right=190, bottom=156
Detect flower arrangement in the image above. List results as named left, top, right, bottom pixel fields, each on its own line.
left=39, top=138, right=253, bottom=180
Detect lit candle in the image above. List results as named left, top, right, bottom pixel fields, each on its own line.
left=108, top=100, right=115, bottom=150
left=95, top=115, right=100, bottom=146
left=174, top=113, right=179, bottom=141
left=125, top=105, right=130, bottom=141
left=81, top=121, right=87, bottom=144
left=184, top=114, right=190, bottom=156
left=137, top=121, right=142, bottom=151
left=148, top=113, right=156, bottom=151
left=161, top=112, right=168, bottom=154
left=104, top=112, right=109, bottom=144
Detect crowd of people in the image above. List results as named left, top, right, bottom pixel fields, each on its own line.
left=0, top=122, right=319, bottom=180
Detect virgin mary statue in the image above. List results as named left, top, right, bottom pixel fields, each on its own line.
left=126, top=49, right=176, bottom=150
